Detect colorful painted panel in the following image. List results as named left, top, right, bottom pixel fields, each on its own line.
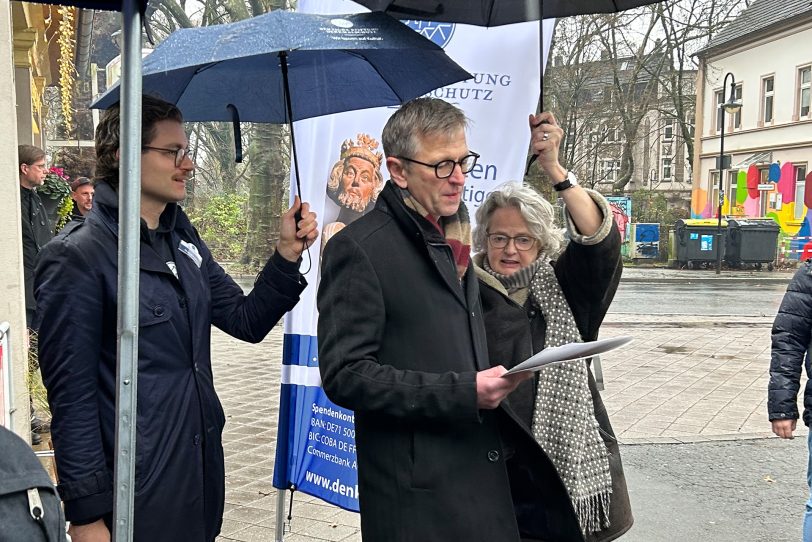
left=607, top=196, right=632, bottom=242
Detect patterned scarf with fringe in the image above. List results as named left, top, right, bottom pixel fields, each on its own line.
left=398, top=186, right=470, bottom=281
left=485, top=256, right=613, bottom=535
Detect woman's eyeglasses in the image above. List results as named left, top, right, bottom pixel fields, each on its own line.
left=487, top=234, right=536, bottom=251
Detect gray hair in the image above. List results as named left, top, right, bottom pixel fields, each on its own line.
left=473, top=182, right=565, bottom=258
left=381, top=98, right=468, bottom=158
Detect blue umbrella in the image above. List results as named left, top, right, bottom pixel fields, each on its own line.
left=95, top=10, right=471, bottom=124
left=93, top=9, right=471, bottom=203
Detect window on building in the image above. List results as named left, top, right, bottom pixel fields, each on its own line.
left=733, top=84, right=743, bottom=128
left=602, top=125, right=619, bottom=142
left=663, top=119, right=674, bottom=141
left=710, top=171, right=721, bottom=213
left=796, top=165, right=808, bottom=220
left=601, top=159, right=620, bottom=182
left=603, top=86, right=613, bottom=105
left=715, top=90, right=724, bottom=132
left=762, top=76, right=774, bottom=124
left=800, top=66, right=811, bottom=118
left=727, top=171, right=738, bottom=214
left=661, top=157, right=673, bottom=180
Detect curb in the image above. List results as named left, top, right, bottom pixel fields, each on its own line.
left=618, top=432, right=776, bottom=446
left=620, top=276, right=791, bottom=284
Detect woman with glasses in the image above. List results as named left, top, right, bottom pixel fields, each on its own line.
left=471, top=112, right=632, bottom=542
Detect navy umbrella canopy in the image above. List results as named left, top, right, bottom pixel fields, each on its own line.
left=353, top=0, right=666, bottom=25
left=93, top=10, right=472, bottom=123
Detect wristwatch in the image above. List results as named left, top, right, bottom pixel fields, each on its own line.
left=552, top=170, right=578, bottom=192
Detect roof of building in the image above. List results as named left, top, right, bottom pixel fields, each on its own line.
left=699, top=0, right=812, bottom=56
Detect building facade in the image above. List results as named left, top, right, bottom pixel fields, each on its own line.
left=692, top=0, right=812, bottom=260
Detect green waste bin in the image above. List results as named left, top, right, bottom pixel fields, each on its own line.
left=674, top=219, right=727, bottom=269
left=725, top=218, right=780, bottom=270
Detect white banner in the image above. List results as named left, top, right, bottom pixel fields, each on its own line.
left=287, top=0, right=551, bottom=336
left=273, top=0, right=552, bottom=510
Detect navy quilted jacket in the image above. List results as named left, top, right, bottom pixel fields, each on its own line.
left=769, top=261, right=812, bottom=427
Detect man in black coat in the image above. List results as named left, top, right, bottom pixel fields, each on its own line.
left=317, top=98, right=582, bottom=541
left=18, top=144, right=51, bottom=327
left=769, top=260, right=812, bottom=541
left=34, top=96, right=319, bottom=542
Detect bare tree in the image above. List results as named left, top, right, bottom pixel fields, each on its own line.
left=148, top=0, right=295, bottom=270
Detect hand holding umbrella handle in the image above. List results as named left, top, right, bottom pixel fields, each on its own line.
left=524, top=118, right=550, bottom=177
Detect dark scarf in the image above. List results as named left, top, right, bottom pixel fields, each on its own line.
left=398, top=187, right=471, bottom=281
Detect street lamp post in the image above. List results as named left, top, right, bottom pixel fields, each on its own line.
left=716, top=72, right=742, bottom=274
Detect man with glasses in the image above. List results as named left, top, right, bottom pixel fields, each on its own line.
left=18, top=144, right=51, bottom=447
left=34, top=95, right=319, bottom=542
left=317, top=97, right=533, bottom=541
left=18, top=144, right=51, bottom=328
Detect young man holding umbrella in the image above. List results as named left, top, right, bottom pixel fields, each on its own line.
left=34, top=95, right=318, bottom=542
left=317, top=97, right=584, bottom=541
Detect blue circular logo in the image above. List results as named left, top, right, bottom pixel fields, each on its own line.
left=403, top=20, right=456, bottom=49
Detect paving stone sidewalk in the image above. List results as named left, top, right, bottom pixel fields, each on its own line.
left=212, top=309, right=788, bottom=541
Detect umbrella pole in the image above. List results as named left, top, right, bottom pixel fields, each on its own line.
left=539, top=2, right=544, bottom=108
left=279, top=51, right=303, bottom=219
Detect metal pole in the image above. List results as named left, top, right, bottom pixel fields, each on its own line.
left=275, top=489, right=287, bottom=541
left=716, top=72, right=735, bottom=275
left=113, top=0, right=142, bottom=540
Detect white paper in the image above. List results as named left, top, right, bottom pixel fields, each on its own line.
left=502, top=336, right=634, bottom=376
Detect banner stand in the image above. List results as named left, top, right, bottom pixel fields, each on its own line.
left=275, top=489, right=286, bottom=542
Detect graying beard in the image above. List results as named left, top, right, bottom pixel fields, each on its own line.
left=337, top=189, right=370, bottom=213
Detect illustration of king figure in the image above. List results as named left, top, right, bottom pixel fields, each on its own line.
left=321, top=133, right=385, bottom=248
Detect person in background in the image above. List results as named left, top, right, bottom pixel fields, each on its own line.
left=35, top=95, right=318, bottom=542
left=18, top=144, right=51, bottom=446
left=769, top=260, right=812, bottom=542
left=18, top=144, right=51, bottom=327
left=69, top=176, right=94, bottom=218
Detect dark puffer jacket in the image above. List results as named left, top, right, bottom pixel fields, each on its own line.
left=769, top=261, right=812, bottom=427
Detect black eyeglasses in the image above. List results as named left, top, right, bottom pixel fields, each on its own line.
left=487, top=234, right=537, bottom=251
left=142, top=146, right=192, bottom=167
left=394, top=152, right=480, bottom=179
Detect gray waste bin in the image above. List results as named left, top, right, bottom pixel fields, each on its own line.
left=725, top=218, right=780, bottom=270
left=674, top=219, right=727, bottom=269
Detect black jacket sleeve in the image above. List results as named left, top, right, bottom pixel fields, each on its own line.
left=768, top=263, right=812, bottom=421
left=317, top=233, right=479, bottom=423
left=554, top=190, right=622, bottom=341
left=34, top=236, right=113, bottom=522
left=207, top=239, right=306, bottom=343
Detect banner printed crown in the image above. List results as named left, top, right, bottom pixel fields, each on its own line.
left=340, top=134, right=383, bottom=169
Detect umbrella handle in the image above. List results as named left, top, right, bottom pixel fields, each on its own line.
left=226, top=104, right=243, bottom=163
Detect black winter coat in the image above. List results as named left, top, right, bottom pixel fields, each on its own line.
left=34, top=182, right=306, bottom=541
left=317, top=182, right=583, bottom=542
left=769, top=260, right=812, bottom=427
left=20, top=186, right=52, bottom=326
left=475, top=198, right=632, bottom=542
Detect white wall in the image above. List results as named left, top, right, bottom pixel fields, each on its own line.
left=0, top=0, right=30, bottom=439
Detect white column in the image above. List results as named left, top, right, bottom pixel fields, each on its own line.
left=0, top=0, right=29, bottom=440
